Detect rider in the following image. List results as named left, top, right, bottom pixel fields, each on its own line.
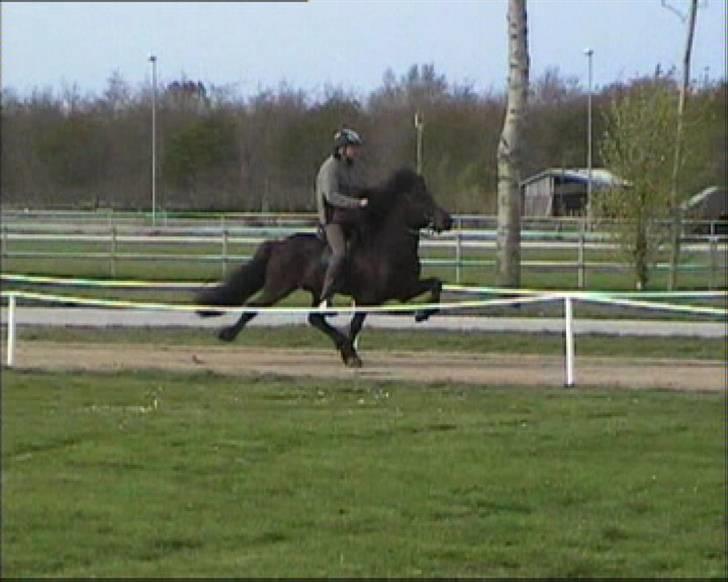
left=315, top=127, right=369, bottom=308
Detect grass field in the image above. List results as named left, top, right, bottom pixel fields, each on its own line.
left=2, top=227, right=726, bottom=576
left=2, top=368, right=725, bottom=578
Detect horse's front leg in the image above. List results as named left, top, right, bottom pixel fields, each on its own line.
left=348, top=311, right=367, bottom=350
left=401, top=277, right=442, bottom=323
left=307, top=298, right=362, bottom=368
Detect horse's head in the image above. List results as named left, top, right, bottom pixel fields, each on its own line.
left=386, top=168, right=453, bottom=233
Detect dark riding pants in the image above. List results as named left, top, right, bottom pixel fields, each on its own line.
left=321, top=223, right=347, bottom=301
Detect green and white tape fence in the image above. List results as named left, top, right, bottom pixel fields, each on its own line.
left=1, top=272, right=726, bottom=387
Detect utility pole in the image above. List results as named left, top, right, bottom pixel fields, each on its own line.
left=414, top=111, right=424, bottom=175
left=664, top=0, right=699, bottom=290
left=149, top=54, right=158, bottom=225
left=584, top=48, right=594, bottom=226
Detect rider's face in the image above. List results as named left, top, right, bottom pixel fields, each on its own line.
left=343, top=144, right=362, bottom=161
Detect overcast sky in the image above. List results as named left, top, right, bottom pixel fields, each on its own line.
left=2, top=0, right=726, bottom=99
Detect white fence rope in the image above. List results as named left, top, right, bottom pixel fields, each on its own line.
left=4, top=273, right=728, bottom=299
left=2, top=278, right=726, bottom=387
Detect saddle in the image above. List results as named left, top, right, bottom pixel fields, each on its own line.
left=317, top=225, right=360, bottom=255
left=318, top=206, right=365, bottom=247
left=330, top=207, right=363, bottom=228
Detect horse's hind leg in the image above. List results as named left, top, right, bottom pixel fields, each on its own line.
left=218, top=284, right=296, bottom=342
left=218, top=311, right=256, bottom=342
left=307, top=296, right=361, bottom=368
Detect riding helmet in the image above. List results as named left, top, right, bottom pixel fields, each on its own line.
left=333, top=128, right=363, bottom=149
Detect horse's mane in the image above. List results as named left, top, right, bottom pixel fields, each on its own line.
left=363, top=167, right=423, bottom=211
left=380, top=167, right=422, bottom=194
left=352, top=167, right=425, bottom=234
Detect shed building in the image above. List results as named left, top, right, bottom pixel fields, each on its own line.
left=681, top=186, right=728, bottom=234
left=680, top=186, right=727, bottom=220
left=520, top=168, right=623, bottom=217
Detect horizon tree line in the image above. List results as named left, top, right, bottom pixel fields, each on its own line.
left=1, top=64, right=725, bottom=214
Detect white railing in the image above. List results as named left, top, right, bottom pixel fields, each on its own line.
left=2, top=280, right=725, bottom=387
left=2, top=219, right=726, bottom=286
left=3, top=209, right=727, bottom=237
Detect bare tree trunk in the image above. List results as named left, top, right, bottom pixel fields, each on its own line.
left=496, top=0, right=529, bottom=287
left=668, top=0, right=698, bottom=290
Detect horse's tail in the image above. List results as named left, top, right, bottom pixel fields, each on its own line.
left=196, top=240, right=274, bottom=317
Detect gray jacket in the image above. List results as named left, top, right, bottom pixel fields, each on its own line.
left=315, top=155, right=366, bottom=225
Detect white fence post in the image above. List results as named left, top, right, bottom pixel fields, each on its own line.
left=577, top=227, right=586, bottom=289
left=455, top=228, right=462, bottom=284
left=563, top=296, right=575, bottom=388
left=709, top=235, right=717, bottom=290
left=110, top=226, right=117, bottom=278
left=221, top=228, right=228, bottom=278
left=6, top=293, right=16, bottom=367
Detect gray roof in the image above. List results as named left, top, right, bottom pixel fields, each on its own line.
left=681, top=186, right=727, bottom=217
left=521, top=168, right=625, bottom=188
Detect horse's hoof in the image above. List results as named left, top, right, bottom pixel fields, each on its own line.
left=218, top=327, right=236, bottom=342
left=346, top=355, right=363, bottom=368
left=339, top=346, right=362, bottom=368
left=415, top=309, right=436, bottom=323
left=197, top=309, right=223, bottom=318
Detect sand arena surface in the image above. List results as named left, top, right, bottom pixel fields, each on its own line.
left=4, top=341, right=725, bottom=392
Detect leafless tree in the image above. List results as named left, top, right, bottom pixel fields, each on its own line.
left=663, top=0, right=699, bottom=290
left=496, top=0, right=529, bottom=287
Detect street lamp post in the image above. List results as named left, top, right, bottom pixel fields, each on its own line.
left=414, top=111, right=424, bottom=175
left=584, top=48, right=594, bottom=225
left=149, top=54, right=157, bottom=225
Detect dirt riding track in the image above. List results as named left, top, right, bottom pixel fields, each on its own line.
left=4, top=341, right=725, bottom=392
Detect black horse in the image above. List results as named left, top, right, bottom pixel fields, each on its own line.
left=196, top=167, right=453, bottom=367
